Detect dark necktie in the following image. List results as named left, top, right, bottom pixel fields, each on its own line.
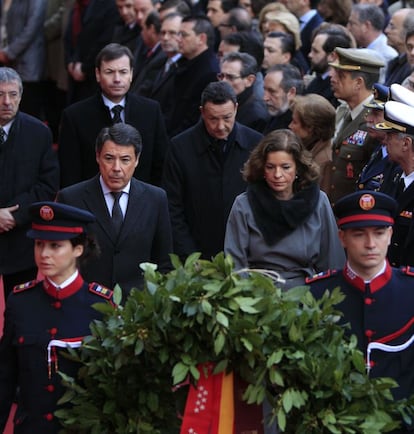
left=0, top=127, right=5, bottom=146
left=111, top=105, right=123, bottom=124
left=397, top=177, right=405, bottom=198
left=111, top=191, right=123, bottom=235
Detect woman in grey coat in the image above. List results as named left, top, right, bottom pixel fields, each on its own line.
left=225, top=129, right=345, bottom=289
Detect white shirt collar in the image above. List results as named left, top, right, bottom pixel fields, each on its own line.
left=48, top=270, right=79, bottom=289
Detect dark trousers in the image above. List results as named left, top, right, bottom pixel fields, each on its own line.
left=2, top=267, right=38, bottom=302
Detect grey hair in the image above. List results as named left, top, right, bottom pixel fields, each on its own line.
left=0, top=67, right=23, bottom=95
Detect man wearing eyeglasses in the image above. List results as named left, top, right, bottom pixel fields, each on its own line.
left=218, top=51, right=268, bottom=132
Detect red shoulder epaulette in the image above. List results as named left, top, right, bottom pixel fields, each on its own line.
left=401, top=266, right=414, bottom=277
left=88, top=282, right=113, bottom=300
left=305, top=270, right=337, bottom=284
left=13, top=280, right=38, bottom=293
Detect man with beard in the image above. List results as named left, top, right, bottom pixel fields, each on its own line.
left=305, top=24, right=354, bottom=107
left=262, top=63, right=303, bottom=134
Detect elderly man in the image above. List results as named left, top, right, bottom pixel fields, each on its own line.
left=0, top=67, right=59, bottom=299
left=308, top=190, right=414, bottom=432
left=328, top=47, right=384, bottom=205
left=162, top=81, right=262, bottom=260
left=374, top=89, right=414, bottom=268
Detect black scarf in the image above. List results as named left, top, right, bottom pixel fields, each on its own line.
left=247, top=181, right=320, bottom=245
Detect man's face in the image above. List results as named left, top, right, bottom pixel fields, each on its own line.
left=134, top=0, right=154, bottom=28
left=160, top=16, right=182, bottom=55
left=179, top=21, right=202, bottom=60
left=406, top=34, right=414, bottom=66
left=385, top=10, right=406, bottom=51
left=329, top=68, right=357, bottom=102
left=96, top=140, right=139, bottom=192
left=263, top=71, right=291, bottom=116
left=207, top=0, right=225, bottom=28
left=339, top=226, right=392, bottom=277
left=383, top=131, right=407, bottom=164
left=200, top=100, right=237, bottom=139
left=263, top=37, right=289, bottom=70
left=365, top=108, right=386, bottom=141
left=220, top=60, right=252, bottom=95
left=95, top=55, right=132, bottom=103
left=309, top=34, right=329, bottom=73
left=347, top=11, right=364, bottom=47
left=116, top=0, right=137, bottom=26
left=0, top=80, right=22, bottom=126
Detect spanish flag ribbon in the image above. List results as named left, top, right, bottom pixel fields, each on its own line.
left=180, top=362, right=235, bottom=434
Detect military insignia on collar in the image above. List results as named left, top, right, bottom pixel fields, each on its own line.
left=305, top=270, right=336, bottom=283
left=40, top=205, right=54, bottom=221
left=359, top=193, right=375, bottom=211
left=13, top=280, right=38, bottom=293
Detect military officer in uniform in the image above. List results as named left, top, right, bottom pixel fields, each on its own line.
left=356, top=83, right=401, bottom=195
left=0, top=202, right=113, bottom=434
left=307, top=190, right=414, bottom=432
left=374, top=96, right=414, bottom=269
left=328, top=47, right=384, bottom=205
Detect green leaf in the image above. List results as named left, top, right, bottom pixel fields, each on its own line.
left=214, top=332, right=226, bottom=354
left=216, top=311, right=229, bottom=328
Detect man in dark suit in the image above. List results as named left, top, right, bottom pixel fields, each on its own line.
left=57, top=123, right=173, bottom=293
left=112, top=0, right=141, bottom=52
left=147, top=12, right=182, bottom=126
left=0, top=67, right=59, bottom=299
left=64, top=0, right=119, bottom=103
left=58, top=43, right=169, bottom=188
left=167, top=15, right=220, bottom=137
left=162, top=81, right=262, bottom=260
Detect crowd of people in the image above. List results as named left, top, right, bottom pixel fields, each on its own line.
left=2, top=0, right=414, bottom=432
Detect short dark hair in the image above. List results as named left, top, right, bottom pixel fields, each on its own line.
left=315, top=25, right=354, bottom=54
left=159, top=0, right=191, bottom=15
left=266, top=63, right=304, bottom=94
left=95, top=123, right=142, bottom=156
left=222, top=31, right=264, bottom=68
left=350, top=70, right=379, bottom=90
left=200, top=81, right=238, bottom=106
left=227, top=7, right=252, bottom=31
left=267, top=31, right=295, bottom=58
left=182, top=15, right=215, bottom=48
left=145, top=11, right=162, bottom=33
left=95, top=43, right=134, bottom=69
left=243, top=129, right=319, bottom=188
left=222, top=51, right=258, bottom=75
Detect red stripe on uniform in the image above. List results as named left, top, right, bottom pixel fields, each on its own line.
left=32, top=223, right=84, bottom=233
left=338, top=214, right=394, bottom=226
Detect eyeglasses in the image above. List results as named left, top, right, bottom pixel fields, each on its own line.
left=217, top=72, right=243, bottom=81
left=177, top=31, right=193, bottom=38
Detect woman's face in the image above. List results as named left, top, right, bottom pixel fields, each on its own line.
left=289, top=110, right=311, bottom=141
left=261, top=17, right=287, bottom=37
left=264, top=150, right=297, bottom=200
left=35, top=239, right=83, bottom=284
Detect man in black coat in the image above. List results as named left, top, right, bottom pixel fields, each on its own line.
left=58, top=43, right=169, bottom=188
left=111, top=0, right=141, bottom=53
left=166, top=15, right=220, bottom=137
left=0, top=67, right=59, bottom=299
left=58, top=123, right=173, bottom=293
left=162, top=81, right=262, bottom=260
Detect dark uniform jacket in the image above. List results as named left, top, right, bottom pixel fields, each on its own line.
left=111, top=21, right=141, bottom=53
left=58, top=92, right=169, bottom=187
left=329, top=106, right=378, bottom=205
left=262, top=109, right=292, bottom=135
left=385, top=53, right=412, bottom=87
left=57, top=176, right=173, bottom=292
left=388, top=180, right=414, bottom=268
left=309, top=262, right=414, bottom=427
left=0, top=275, right=113, bottom=434
left=162, top=120, right=262, bottom=260
left=356, top=145, right=401, bottom=194
left=0, top=112, right=59, bottom=275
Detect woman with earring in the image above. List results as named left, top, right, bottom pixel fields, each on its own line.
left=224, top=129, right=345, bottom=289
left=0, top=201, right=112, bottom=434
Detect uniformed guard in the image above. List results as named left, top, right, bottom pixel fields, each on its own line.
left=0, top=202, right=113, bottom=434
left=307, top=190, right=414, bottom=432
left=374, top=99, right=414, bottom=268
left=328, top=47, right=384, bottom=205
left=356, top=83, right=401, bottom=194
